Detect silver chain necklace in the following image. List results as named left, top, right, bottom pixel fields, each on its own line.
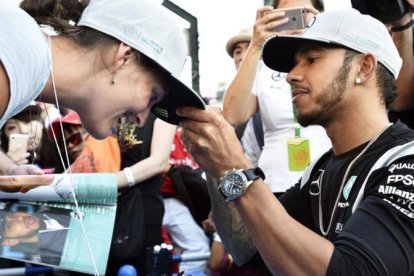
left=318, top=123, right=393, bottom=236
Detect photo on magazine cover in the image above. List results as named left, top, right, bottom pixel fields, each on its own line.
left=0, top=201, right=70, bottom=266
left=0, top=173, right=118, bottom=274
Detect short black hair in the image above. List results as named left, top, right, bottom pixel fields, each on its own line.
left=343, top=49, right=396, bottom=108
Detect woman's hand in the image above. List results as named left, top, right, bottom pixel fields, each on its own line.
left=7, top=148, right=29, bottom=165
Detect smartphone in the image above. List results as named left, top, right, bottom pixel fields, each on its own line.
left=266, top=7, right=307, bottom=32
left=8, top=133, right=29, bottom=156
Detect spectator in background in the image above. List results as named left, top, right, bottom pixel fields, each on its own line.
left=49, top=111, right=120, bottom=173
left=387, top=0, right=414, bottom=129
left=38, top=102, right=67, bottom=130
left=225, top=28, right=263, bottom=166
left=222, top=0, right=331, bottom=197
left=107, top=114, right=176, bottom=275
left=161, top=128, right=210, bottom=274
left=1, top=105, right=59, bottom=172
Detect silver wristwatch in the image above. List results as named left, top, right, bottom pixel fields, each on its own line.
left=218, top=167, right=265, bottom=202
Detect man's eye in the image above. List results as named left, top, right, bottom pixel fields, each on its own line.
left=307, top=57, right=319, bottom=64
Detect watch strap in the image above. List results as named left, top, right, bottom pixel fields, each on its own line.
left=243, top=167, right=265, bottom=181
left=391, top=19, right=414, bottom=32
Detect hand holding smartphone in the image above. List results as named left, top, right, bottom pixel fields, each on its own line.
left=263, top=7, right=307, bottom=32
left=7, top=133, right=30, bottom=164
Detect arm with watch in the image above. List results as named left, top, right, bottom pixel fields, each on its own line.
left=179, top=106, right=334, bottom=275
left=205, top=174, right=258, bottom=265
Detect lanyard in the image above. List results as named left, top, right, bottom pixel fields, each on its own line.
left=292, top=103, right=301, bottom=137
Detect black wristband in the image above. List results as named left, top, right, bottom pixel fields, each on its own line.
left=391, top=19, right=414, bottom=32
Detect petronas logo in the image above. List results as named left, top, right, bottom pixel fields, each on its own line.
left=343, top=176, right=357, bottom=200
left=153, top=107, right=168, bottom=118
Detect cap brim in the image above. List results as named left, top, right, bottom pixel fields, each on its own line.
left=151, top=74, right=205, bottom=125
left=262, top=35, right=330, bottom=73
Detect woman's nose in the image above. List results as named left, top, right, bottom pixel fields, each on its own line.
left=18, top=122, right=30, bottom=134
left=135, top=109, right=150, bottom=128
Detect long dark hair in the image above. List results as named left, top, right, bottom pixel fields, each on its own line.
left=0, top=105, right=61, bottom=170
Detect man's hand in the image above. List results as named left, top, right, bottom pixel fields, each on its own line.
left=178, top=106, right=251, bottom=179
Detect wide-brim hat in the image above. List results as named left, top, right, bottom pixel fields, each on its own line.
left=226, top=28, right=252, bottom=57
left=262, top=9, right=402, bottom=78
left=78, top=0, right=205, bottom=125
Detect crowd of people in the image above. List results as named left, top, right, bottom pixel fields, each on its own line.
left=1, top=0, right=414, bottom=275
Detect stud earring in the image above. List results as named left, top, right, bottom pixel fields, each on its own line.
left=356, top=77, right=362, bottom=84
left=111, top=76, right=116, bottom=85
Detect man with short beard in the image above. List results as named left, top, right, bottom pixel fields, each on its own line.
left=179, top=9, right=414, bottom=275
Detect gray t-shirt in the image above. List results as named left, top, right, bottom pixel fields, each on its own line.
left=0, top=3, right=51, bottom=128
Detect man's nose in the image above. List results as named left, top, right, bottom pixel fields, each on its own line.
left=286, top=64, right=304, bottom=85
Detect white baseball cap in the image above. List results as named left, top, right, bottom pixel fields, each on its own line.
left=262, top=9, right=402, bottom=79
left=78, top=0, right=205, bottom=125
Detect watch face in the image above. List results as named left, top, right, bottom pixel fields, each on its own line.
left=222, top=172, right=246, bottom=197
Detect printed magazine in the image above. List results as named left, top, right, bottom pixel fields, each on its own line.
left=0, top=173, right=118, bottom=275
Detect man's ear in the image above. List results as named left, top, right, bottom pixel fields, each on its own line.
left=112, top=42, right=135, bottom=72
left=2, top=238, right=19, bottom=246
left=355, top=53, right=377, bottom=84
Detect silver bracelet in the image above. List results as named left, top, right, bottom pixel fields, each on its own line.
left=123, top=167, right=135, bottom=187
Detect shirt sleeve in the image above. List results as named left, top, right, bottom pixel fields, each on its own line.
left=327, top=156, right=414, bottom=276
left=278, top=181, right=302, bottom=219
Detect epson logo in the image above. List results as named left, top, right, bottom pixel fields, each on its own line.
left=387, top=175, right=414, bottom=186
